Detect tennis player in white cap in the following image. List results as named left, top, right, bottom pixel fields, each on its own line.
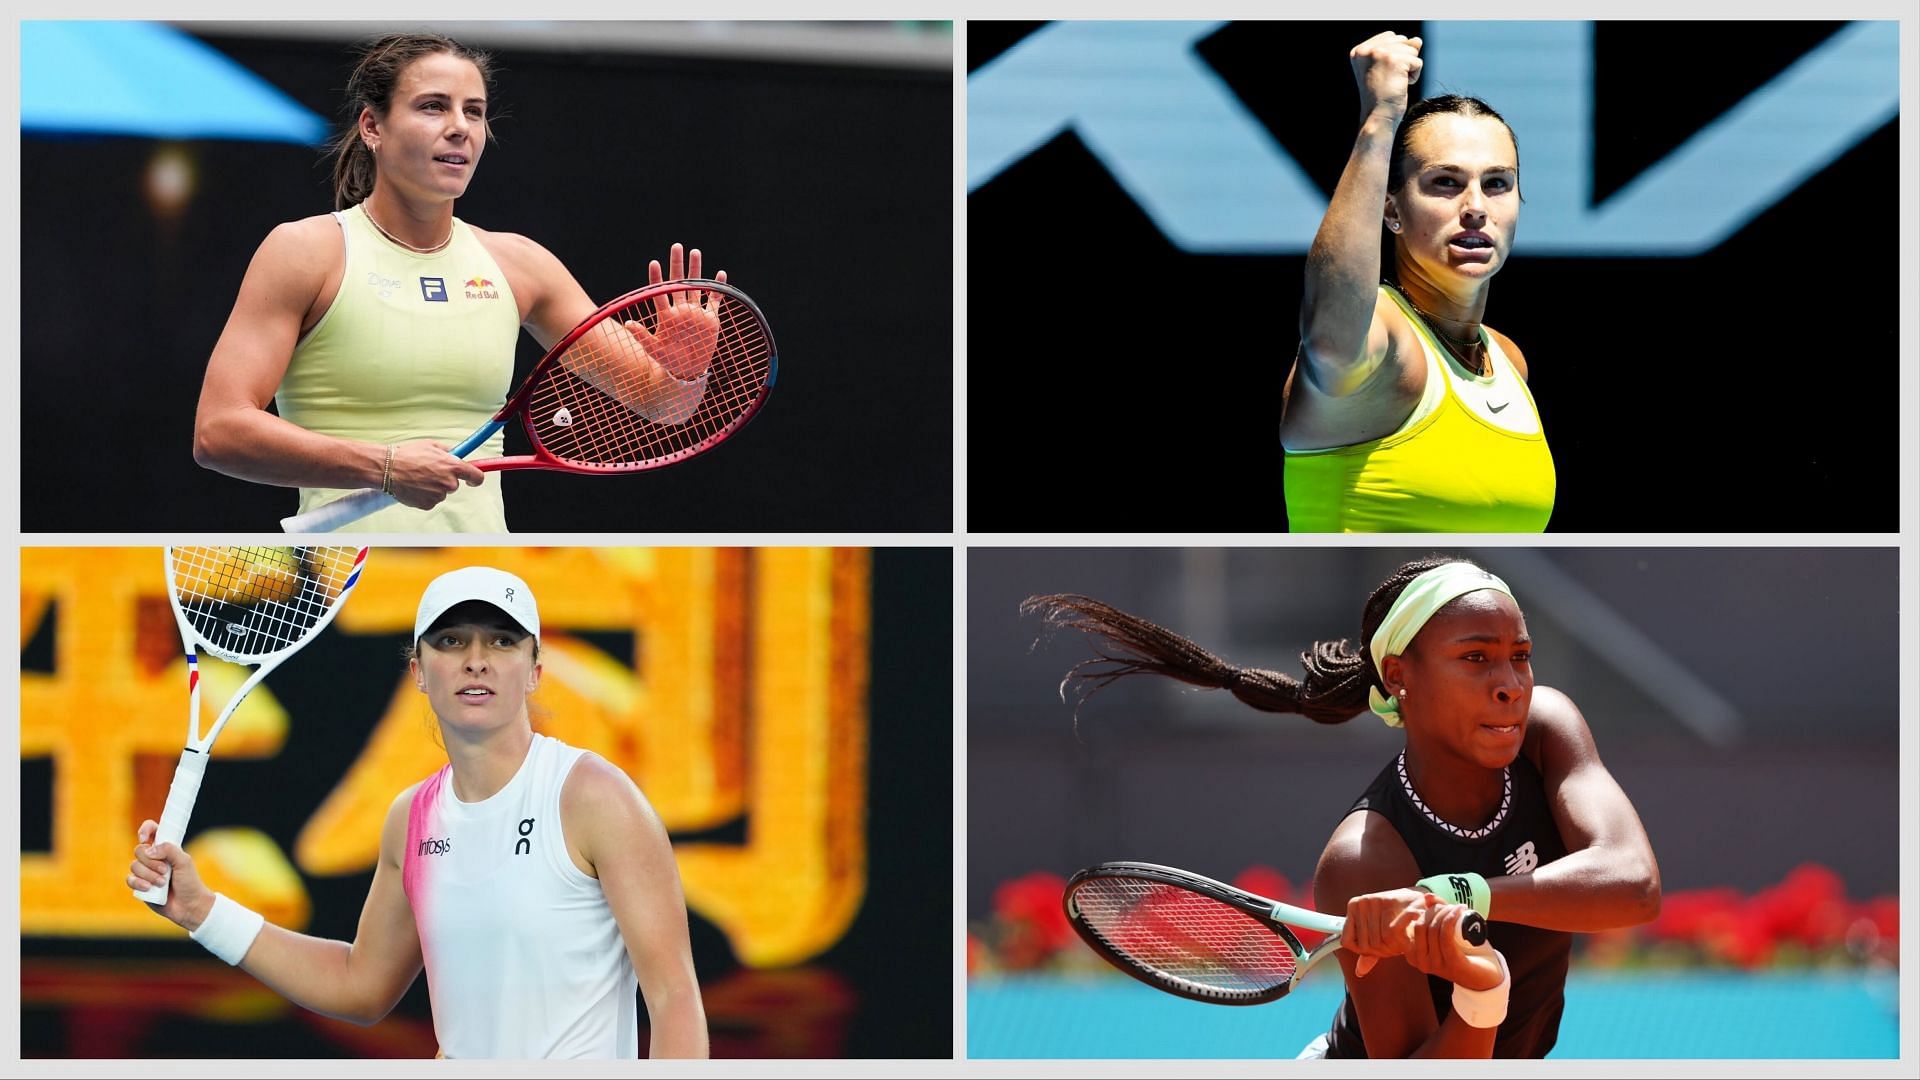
left=129, top=565, right=709, bottom=1059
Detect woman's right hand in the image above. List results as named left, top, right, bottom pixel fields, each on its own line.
left=384, top=440, right=486, bottom=510
left=1342, top=888, right=1501, bottom=987
left=1400, top=900, right=1506, bottom=992
left=1350, top=31, right=1424, bottom=124
left=129, top=819, right=214, bottom=931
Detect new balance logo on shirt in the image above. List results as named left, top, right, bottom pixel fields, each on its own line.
left=1504, top=840, right=1539, bottom=875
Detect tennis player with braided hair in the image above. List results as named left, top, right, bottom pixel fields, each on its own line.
left=129, top=566, right=708, bottom=1058
left=193, top=31, right=723, bottom=531
left=1283, top=30, right=1552, bottom=531
left=1025, top=555, right=1661, bottom=1057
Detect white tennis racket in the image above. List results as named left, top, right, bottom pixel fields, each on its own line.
left=133, top=546, right=368, bottom=905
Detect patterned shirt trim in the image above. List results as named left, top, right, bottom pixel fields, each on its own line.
left=1395, top=750, right=1512, bottom=840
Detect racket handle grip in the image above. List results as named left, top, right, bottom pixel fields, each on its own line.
left=1459, top=911, right=1488, bottom=948
left=281, top=490, right=399, bottom=533
left=132, top=749, right=210, bottom=905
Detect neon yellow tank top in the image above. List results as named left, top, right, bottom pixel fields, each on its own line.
left=1283, top=286, right=1555, bottom=532
left=277, top=204, right=520, bottom=533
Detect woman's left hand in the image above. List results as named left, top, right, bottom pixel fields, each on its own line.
left=1343, top=886, right=1435, bottom=975
left=635, top=243, right=727, bottom=379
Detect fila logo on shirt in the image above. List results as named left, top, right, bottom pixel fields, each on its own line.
left=515, top=818, right=535, bottom=855
left=1504, top=840, right=1539, bottom=875
left=418, top=836, right=452, bottom=857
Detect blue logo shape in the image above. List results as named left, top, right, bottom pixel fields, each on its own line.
left=420, top=277, right=448, bottom=302
left=967, top=20, right=1898, bottom=256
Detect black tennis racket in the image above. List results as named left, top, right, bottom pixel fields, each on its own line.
left=1064, top=861, right=1487, bottom=1005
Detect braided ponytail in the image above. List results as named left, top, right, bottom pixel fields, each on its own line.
left=1022, top=554, right=1479, bottom=727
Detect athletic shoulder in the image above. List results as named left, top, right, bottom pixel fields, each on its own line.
left=244, top=214, right=341, bottom=299
left=1290, top=288, right=1424, bottom=411
left=467, top=224, right=559, bottom=266
left=260, top=213, right=342, bottom=256
left=1523, top=685, right=1598, bottom=775
left=1486, top=324, right=1528, bottom=380
left=562, top=751, right=648, bottom=813
left=561, top=753, right=661, bottom=872
left=380, top=781, right=426, bottom=868
left=1526, top=685, right=1588, bottom=740
left=467, top=225, right=571, bottom=306
left=1314, top=807, right=1421, bottom=911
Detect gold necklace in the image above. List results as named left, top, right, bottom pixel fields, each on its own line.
left=364, top=206, right=453, bottom=254
left=1389, top=282, right=1488, bottom=375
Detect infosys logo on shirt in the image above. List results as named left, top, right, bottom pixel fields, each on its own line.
left=464, top=276, right=501, bottom=301
left=418, top=836, right=452, bottom=857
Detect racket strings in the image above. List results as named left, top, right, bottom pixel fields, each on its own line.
left=1073, top=878, right=1302, bottom=997
left=170, top=547, right=361, bottom=660
left=529, top=291, right=773, bottom=467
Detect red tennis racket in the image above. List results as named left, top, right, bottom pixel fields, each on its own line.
left=282, top=277, right=776, bottom=532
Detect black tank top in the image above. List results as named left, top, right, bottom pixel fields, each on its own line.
left=1323, top=751, right=1573, bottom=1058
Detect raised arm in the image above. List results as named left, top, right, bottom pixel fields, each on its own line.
left=505, top=234, right=718, bottom=426
left=1314, top=811, right=1508, bottom=1059
left=1488, top=687, right=1662, bottom=931
left=564, top=755, right=709, bottom=1059
left=1298, top=32, right=1422, bottom=397
left=130, top=788, right=424, bottom=1025
left=192, top=219, right=483, bottom=508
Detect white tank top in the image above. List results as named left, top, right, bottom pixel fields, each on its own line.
left=403, top=734, right=639, bottom=1058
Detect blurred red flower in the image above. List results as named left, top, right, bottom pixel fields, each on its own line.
left=991, top=871, right=1074, bottom=969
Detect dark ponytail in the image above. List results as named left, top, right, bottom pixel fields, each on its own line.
left=1022, top=555, right=1477, bottom=726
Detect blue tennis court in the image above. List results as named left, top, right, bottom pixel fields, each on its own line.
left=969, top=970, right=1899, bottom=1058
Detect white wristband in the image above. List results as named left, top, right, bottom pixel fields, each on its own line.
left=1450, top=948, right=1511, bottom=1029
left=189, top=893, right=266, bottom=966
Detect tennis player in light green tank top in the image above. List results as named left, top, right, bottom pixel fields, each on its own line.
left=1283, top=31, right=1553, bottom=532
left=278, top=204, right=519, bottom=532
left=193, top=32, right=726, bottom=533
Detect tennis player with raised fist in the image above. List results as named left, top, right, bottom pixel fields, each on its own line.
left=1282, top=30, right=1555, bottom=533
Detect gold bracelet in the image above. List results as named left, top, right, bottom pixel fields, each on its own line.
left=381, top=444, right=396, bottom=496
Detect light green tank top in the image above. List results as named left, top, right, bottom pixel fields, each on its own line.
left=277, top=204, right=520, bottom=533
left=1283, top=286, right=1555, bottom=532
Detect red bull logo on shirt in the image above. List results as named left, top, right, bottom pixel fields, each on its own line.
left=463, top=276, right=500, bottom=301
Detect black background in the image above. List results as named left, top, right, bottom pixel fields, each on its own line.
left=22, top=30, right=952, bottom=532
left=968, top=22, right=1897, bottom=532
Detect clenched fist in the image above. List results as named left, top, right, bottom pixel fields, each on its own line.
left=1351, top=31, right=1424, bottom=124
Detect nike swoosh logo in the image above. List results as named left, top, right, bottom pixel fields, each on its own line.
left=1489, top=401, right=1510, bottom=413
